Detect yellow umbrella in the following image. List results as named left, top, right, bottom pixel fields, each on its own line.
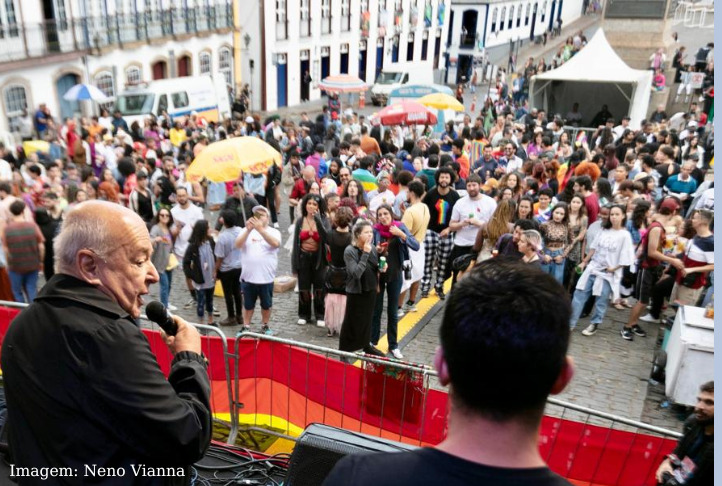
left=186, top=136, right=282, bottom=182
left=418, top=93, right=464, bottom=111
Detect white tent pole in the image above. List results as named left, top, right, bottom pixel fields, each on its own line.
left=532, top=80, right=551, bottom=97
left=613, top=83, right=632, bottom=102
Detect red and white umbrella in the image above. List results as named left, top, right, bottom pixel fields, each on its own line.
left=376, top=100, right=438, bottom=126
left=318, top=74, right=368, bottom=93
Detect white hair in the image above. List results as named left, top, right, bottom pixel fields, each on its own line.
left=521, top=229, right=543, bottom=253
left=54, top=204, right=115, bottom=274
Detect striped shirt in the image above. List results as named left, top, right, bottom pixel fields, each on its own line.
left=3, top=221, right=43, bottom=273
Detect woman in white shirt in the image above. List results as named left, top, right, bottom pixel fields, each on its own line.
left=569, top=204, right=635, bottom=336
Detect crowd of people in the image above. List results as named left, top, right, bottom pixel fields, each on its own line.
left=0, top=41, right=715, bottom=357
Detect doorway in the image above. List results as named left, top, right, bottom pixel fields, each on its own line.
left=530, top=3, right=538, bottom=40
left=152, top=61, right=167, bottom=80
left=56, top=73, right=80, bottom=120
left=300, top=58, right=311, bottom=102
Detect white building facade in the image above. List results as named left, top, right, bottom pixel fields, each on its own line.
left=239, top=0, right=451, bottom=111
left=446, top=0, right=586, bottom=84
left=0, top=0, right=234, bottom=136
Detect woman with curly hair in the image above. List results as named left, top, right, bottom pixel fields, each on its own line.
left=545, top=159, right=561, bottom=195
left=291, top=193, right=328, bottom=326
left=574, top=160, right=601, bottom=184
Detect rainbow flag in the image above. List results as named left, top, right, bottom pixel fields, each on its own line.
left=575, top=131, right=587, bottom=147
left=352, top=169, right=378, bottom=192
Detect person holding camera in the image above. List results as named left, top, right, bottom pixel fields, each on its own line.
left=655, top=381, right=713, bottom=486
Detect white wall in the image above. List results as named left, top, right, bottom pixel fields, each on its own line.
left=0, top=33, right=233, bottom=134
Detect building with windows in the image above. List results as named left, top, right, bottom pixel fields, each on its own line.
left=446, top=0, right=585, bottom=84
left=0, top=0, right=233, bottom=137
left=238, top=0, right=450, bottom=111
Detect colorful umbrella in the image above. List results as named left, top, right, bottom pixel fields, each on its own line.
left=417, top=93, right=464, bottom=111
left=62, top=83, right=111, bottom=103
left=186, top=136, right=282, bottom=182
left=376, top=100, right=438, bottom=126
left=318, top=74, right=368, bottom=93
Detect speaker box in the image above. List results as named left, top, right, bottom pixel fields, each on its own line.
left=286, top=423, right=417, bottom=486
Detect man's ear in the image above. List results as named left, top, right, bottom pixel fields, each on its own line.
left=433, top=346, right=451, bottom=387
left=76, top=249, right=103, bottom=286
left=550, top=355, right=574, bottom=396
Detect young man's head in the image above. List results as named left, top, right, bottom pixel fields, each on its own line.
left=220, top=209, right=238, bottom=229
left=466, top=174, right=482, bottom=198
left=437, top=260, right=572, bottom=423
left=452, top=138, right=465, bottom=156
left=614, top=164, right=630, bottom=183
left=512, top=218, right=538, bottom=243
left=695, top=381, right=714, bottom=426
left=175, top=187, right=189, bottom=207
left=538, top=188, right=554, bottom=209
left=407, top=180, right=425, bottom=203
left=691, top=209, right=713, bottom=231
left=434, top=166, right=455, bottom=188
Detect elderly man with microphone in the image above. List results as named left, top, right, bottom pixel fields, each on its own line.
left=2, top=201, right=211, bottom=485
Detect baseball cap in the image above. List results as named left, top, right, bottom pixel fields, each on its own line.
left=102, top=133, right=113, bottom=142
left=659, top=198, right=681, bottom=213
left=245, top=116, right=254, bottom=123
left=252, top=205, right=270, bottom=216
left=136, top=170, right=148, bottom=179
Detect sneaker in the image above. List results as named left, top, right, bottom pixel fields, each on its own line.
left=397, top=308, right=405, bottom=318
left=631, top=324, right=647, bottom=337
left=620, top=327, right=634, bottom=341
left=262, top=325, right=274, bottom=336
left=390, top=348, right=404, bottom=360
left=183, top=298, right=196, bottom=309
left=403, top=301, right=417, bottom=313
left=213, top=306, right=221, bottom=317
left=316, top=319, right=325, bottom=328
left=639, top=314, right=658, bottom=323
left=436, top=289, right=446, bottom=300
left=581, top=323, right=598, bottom=336
left=219, top=317, right=236, bottom=326
left=167, top=304, right=178, bottom=312
left=297, top=318, right=307, bottom=325
left=420, top=292, right=429, bottom=299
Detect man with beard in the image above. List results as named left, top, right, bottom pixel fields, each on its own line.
left=420, top=167, right=460, bottom=301
left=495, top=219, right=538, bottom=258
left=447, top=174, right=497, bottom=285
left=655, top=381, right=713, bottom=486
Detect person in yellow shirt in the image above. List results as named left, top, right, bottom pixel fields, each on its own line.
left=170, top=121, right=188, bottom=148
left=398, top=180, right=430, bottom=316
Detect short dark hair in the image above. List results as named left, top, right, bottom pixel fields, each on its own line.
left=576, top=175, right=593, bottom=192
left=538, top=187, right=554, bottom=199
left=514, top=218, right=538, bottom=231
left=440, top=259, right=570, bottom=421
left=396, top=170, right=414, bottom=187
left=700, top=381, right=714, bottom=394
left=407, top=180, right=425, bottom=199
left=467, top=174, right=482, bottom=185
left=427, top=154, right=439, bottom=168
left=452, top=139, right=465, bottom=150
left=220, top=209, right=238, bottom=228
left=0, top=182, right=10, bottom=194
left=9, top=199, right=26, bottom=216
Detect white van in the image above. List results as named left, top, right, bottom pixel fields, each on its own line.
left=115, top=75, right=231, bottom=126
left=370, top=64, right=435, bottom=106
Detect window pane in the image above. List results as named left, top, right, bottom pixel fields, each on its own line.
left=171, top=91, right=189, bottom=108
left=4, top=85, right=27, bottom=113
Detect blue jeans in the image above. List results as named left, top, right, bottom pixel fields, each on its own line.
left=159, top=270, right=173, bottom=308
left=8, top=270, right=39, bottom=303
left=196, top=287, right=214, bottom=320
left=569, top=273, right=612, bottom=329
left=371, top=275, right=403, bottom=350
left=541, top=248, right=566, bottom=284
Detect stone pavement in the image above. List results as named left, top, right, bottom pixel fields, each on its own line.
left=153, top=192, right=687, bottom=435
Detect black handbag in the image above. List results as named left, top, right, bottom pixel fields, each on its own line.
left=325, top=265, right=347, bottom=293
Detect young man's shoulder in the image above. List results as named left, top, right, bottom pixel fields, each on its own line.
left=323, top=448, right=571, bottom=486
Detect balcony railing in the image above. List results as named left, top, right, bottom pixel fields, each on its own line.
left=0, top=2, right=232, bottom=64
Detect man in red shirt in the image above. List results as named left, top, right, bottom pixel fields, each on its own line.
left=451, top=139, right=470, bottom=179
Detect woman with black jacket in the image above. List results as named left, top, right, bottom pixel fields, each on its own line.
left=291, top=194, right=328, bottom=326
left=338, top=219, right=383, bottom=356
left=182, top=219, right=216, bottom=325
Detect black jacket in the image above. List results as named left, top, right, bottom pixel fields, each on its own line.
left=183, top=239, right=216, bottom=285
left=1, top=274, right=212, bottom=485
left=672, top=416, right=713, bottom=486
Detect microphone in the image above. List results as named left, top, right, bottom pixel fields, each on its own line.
left=145, top=301, right=179, bottom=336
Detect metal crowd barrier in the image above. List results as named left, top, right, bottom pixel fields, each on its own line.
left=232, top=332, right=683, bottom=485
left=0, top=301, right=238, bottom=445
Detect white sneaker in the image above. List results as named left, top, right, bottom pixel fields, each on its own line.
left=297, top=318, right=307, bottom=325
left=639, top=314, right=658, bottom=323
left=294, top=284, right=299, bottom=293
left=316, top=319, right=325, bottom=328
left=581, top=323, right=598, bottom=336
left=167, top=304, right=178, bottom=312
left=403, top=302, right=418, bottom=313
left=397, top=308, right=405, bottom=318
left=390, top=348, right=404, bottom=360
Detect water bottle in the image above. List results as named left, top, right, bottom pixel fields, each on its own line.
left=379, top=256, right=387, bottom=271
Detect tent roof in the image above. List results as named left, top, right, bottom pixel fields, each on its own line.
left=532, top=29, right=646, bottom=84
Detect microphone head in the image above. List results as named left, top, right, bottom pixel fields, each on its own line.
left=145, top=301, right=168, bottom=325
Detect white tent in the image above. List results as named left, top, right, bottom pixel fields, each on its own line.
left=529, top=29, right=653, bottom=128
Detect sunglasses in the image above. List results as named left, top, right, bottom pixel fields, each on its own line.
left=160, top=213, right=170, bottom=218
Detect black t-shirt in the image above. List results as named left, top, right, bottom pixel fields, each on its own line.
left=323, top=448, right=572, bottom=486
left=423, top=188, right=461, bottom=233
left=157, top=175, right=176, bottom=205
